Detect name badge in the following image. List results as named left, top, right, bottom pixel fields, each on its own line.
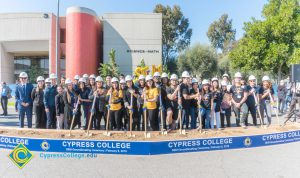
left=237, top=94, right=241, bottom=99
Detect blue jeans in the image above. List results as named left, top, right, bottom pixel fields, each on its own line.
left=260, top=100, right=272, bottom=125
left=190, top=107, right=197, bottom=129
left=181, top=108, right=190, bottom=129
left=201, top=108, right=211, bottom=129
left=18, top=106, right=32, bottom=128
left=81, top=105, right=91, bottom=129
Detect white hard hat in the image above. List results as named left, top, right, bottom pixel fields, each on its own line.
left=202, top=79, right=209, bottom=85
left=211, top=77, right=218, bottom=82
left=111, top=77, right=119, bottom=83
left=49, top=73, right=57, bottom=79
left=234, top=72, right=242, bottom=78
left=146, top=75, right=153, bottom=81
left=192, top=78, right=198, bottom=84
left=36, top=76, right=44, bottom=82
left=120, top=79, right=126, bottom=84
left=95, top=76, right=103, bottom=82
left=222, top=73, right=229, bottom=78
left=153, top=72, right=161, bottom=77
left=45, top=78, right=51, bottom=83
left=248, top=75, right=256, bottom=81
left=161, top=72, right=168, bottom=78
left=262, top=75, right=270, bottom=81
left=221, top=81, right=228, bottom=86
left=125, top=75, right=133, bottom=82
left=170, top=74, right=178, bottom=80
left=280, top=80, right=285, bottom=84
left=19, top=72, right=28, bottom=78
left=89, top=74, right=96, bottom=79
left=74, top=75, right=80, bottom=80
left=65, top=78, right=72, bottom=85
left=181, top=71, right=190, bottom=78
left=139, top=75, right=145, bottom=80
left=78, top=78, right=86, bottom=83
left=83, top=74, right=89, bottom=78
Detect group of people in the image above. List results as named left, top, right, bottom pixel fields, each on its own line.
left=14, top=70, right=300, bottom=131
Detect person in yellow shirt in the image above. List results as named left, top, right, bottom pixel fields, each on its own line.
left=107, top=77, right=123, bottom=131
left=143, top=75, right=159, bottom=131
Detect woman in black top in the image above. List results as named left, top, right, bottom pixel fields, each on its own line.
left=63, top=79, right=81, bottom=129
left=89, top=76, right=107, bottom=130
left=200, top=80, right=214, bottom=129
left=190, top=78, right=199, bottom=129
left=31, top=76, right=46, bottom=128
left=55, top=85, right=65, bottom=129
left=211, top=78, right=222, bottom=129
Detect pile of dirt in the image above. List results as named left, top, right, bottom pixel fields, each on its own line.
left=0, top=124, right=299, bottom=141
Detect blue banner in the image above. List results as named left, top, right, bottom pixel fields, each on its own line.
left=0, top=130, right=300, bottom=155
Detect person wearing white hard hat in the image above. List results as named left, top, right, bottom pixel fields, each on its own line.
left=211, top=78, right=222, bottom=129
left=189, top=78, right=200, bottom=129
left=78, top=77, right=92, bottom=130
left=15, top=72, right=34, bottom=128
left=277, top=80, right=287, bottom=114
left=31, top=76, right=46, bottom=128
left=44, top=73, right=58, bottom=129
left=180, top=71, right=199, bottom=129
left=137, top=75, right=146, bottom=130
left=245, top=75, right=258, bottom=126
left=153, top=72, right=161, bottom=88
left=88, top=76, right=106, bottom=130
left=200, top=79, right=213, bottom=129
left=258, top=75, right=274, bottom=127
left=123, top=75, right=140, bottom=131
left=222, top=73, right=230, bottom=84
left=220, top=80, right=231, bottom=128
left=166, top=74, right=180, bottom=130
left=230, top=72, right=249, bottom=128
left=73, top=75, right=80, bottom=93
left=89, top=74, right=96, bottom=90
left=143, top=75, right=159, bottom=131
left=45, top=78, right=51, bottom=87
left=0, top=81, right=12, bottom=116
left=107, top=77, right=123, bottom=130
left=119, top=78, right=127, bottom=130
left=55, top=85, right=65, bottom=130
left=63, top=78, right=81, bottom=129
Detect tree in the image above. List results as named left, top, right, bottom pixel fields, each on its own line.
left=98, top=49, right=120, bottom=77
left=229, top=0, right=300, bottom=81
left=177, top=43, right=218, bottom=79
left=154, top=4, right=192, bottom=66
left=207, top=14, right=236, bottom=54
left=28, top=65, right=44, bottom=83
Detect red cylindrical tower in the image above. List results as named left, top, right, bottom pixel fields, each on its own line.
left=66, top=7, right=100, bottom=78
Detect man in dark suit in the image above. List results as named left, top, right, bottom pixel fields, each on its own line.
left=15, top=72, right=34, bottom=128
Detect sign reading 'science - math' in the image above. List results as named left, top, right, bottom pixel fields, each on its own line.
left=0, top=130, right=300, bottom=155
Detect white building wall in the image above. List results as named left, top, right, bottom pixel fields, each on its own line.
left=0, top=13, right=52, bottom=83
left=102, top=13, right=162, bottom=75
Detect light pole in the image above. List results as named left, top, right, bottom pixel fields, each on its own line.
left=55, top=0, right=60, bottom=77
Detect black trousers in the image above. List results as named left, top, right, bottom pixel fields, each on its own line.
left=220, top=108, right=231, bottom=128
left=33, top=104, right=46, bottom=128
left=110, top=110, right=122, bottom=130
left=1, top=96, right=8, bottom=115
left=94, top=111, right=105, bottom=130
left=286, top=96, right=300, bottom=119
left=126, top=108, right=139, bottom=131
left=148, top=109, right=159, bottom=131
left=246, top=104, right=257, bottom=126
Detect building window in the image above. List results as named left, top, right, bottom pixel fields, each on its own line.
left=14, top=56, right=49, bottom=81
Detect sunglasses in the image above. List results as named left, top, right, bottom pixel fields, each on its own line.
left=20, top=78, right=27, bottom=80
left=249, top=80, right=255, bottom=82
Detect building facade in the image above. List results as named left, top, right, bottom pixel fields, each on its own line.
left=0, top=6, right=162, bottom=83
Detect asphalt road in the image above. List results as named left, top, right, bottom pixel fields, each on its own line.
left=0, top=141, right=299, bottom=178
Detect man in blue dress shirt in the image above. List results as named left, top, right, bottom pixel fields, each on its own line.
left=15, top=72, right=34, bottom=128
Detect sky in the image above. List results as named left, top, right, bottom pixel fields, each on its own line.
left=0, top=0, right=268, bottom=45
